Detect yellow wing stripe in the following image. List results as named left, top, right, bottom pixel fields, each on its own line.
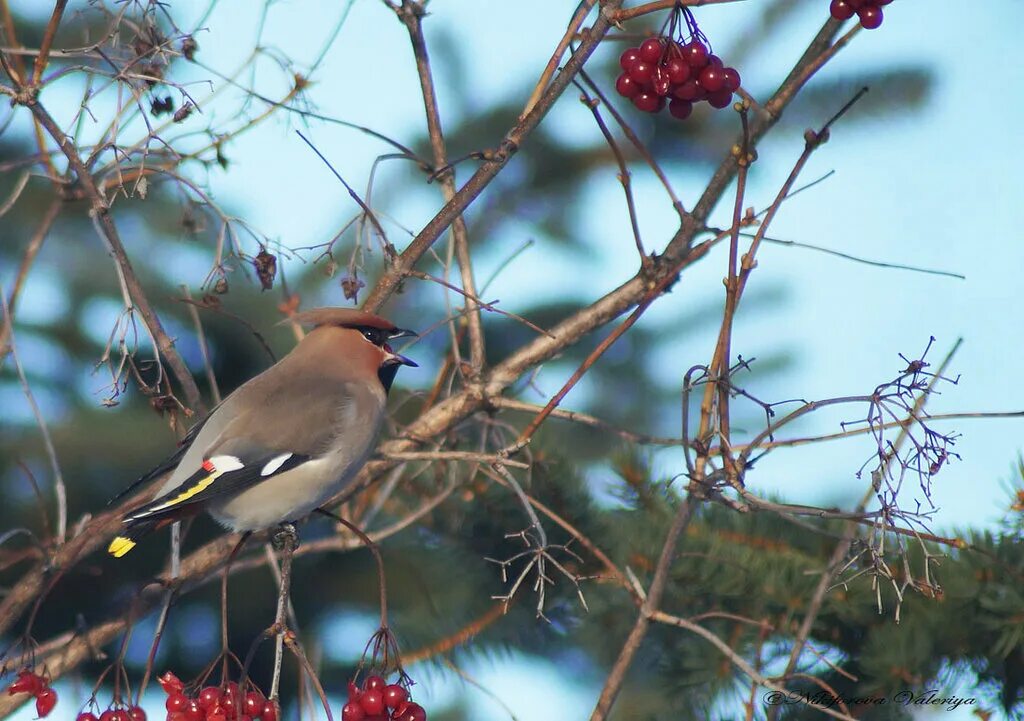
left=108, top=536, right=137, bottom=558
left=147, top=472, right=220, bottom=512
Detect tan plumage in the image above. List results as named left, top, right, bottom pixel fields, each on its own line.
left=107, top=308, right=416, bottom=557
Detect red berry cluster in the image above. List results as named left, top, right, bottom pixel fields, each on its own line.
left=75, top=705, right=147, bottom=721
left=614, top=5, right=741, bottom=121
left=6, top=668, right=58, bottom=717
left=342, top=675, right=426, bottom=721
left=616, top=37, right=741, bottom=120
left=829, top=0, right=892, bottom=29
left=157, top=672, right=277, bottom=721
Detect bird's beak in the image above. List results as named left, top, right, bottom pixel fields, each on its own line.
left=383, top=328, right=418, bottom=367
left=383, top=349, right=418, bottom=368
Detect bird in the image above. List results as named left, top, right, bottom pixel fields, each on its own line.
left=107, top=307, right=417, bottom=558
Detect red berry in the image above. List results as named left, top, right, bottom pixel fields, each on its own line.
left=128, top=707, right=147, bottom=721
left=848, top=0, right=866, bottom=8
left=698, top=65, right=726, bottom=92
left=682, top=41, right=709, bottom=68
left=722, top=67, right=741, bottom=92
left=383, top=685, right=408, bottom=710
left=243, top=691, right=265, bottom=717
left=632, top=92, right=663, bottom=113
left=673, top=79, right=704, bottom=101
left=260, top=701, right=278, bottom=721
left=183, top=699, right=202, bottom=721
left=207, top=707, right=227, bottom=721
left=341, top=702, right=365, bottom=721
left=77, top=713, right=100, bottom=721
left=99, top=711, right=117, bottom=721
left=651, top=66, right=671, bottom=96
left=359, top=690, right=384, bottom=715
left=627, top=60, right=654, bottom=85
left=858, top=5, right=883, bottom=28
left=829, top=0, right=855, bottom=19
left=668, top=99, right=693, bottom=120
left=198, top=688, right=221, bottom=710
left=221, top=683, right=241, bottom=717
left=876, top=0, right=892, bottom=4
left=638, top=38, right=663, bottom=63
left=615, top=73, right=640, bottom=99
left=158, top=672, right=184, bottom=696
left=619, top=47, right=641, bottom=71
left=35, top=688, right=58, bottom=717
left=110, top=710, right=129, bottom=721
left=166, top=715, right=187, bottom=721
left=707, top=54, right=724, bottom=68
left=664, top=58, right=690, bottom=85
left=347, top=681, right=362, bottom=703
left=707, top=89, right=734, bottom=109
left=363, top=675, right=386, bottom=692
left=395, top=702, right=427, bottom=721
left=6, top=670, right=42, bottom=696
left=166, top=693, right=188, bottom=713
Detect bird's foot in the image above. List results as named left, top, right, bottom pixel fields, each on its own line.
left=272, top=522, right=298, bottom=551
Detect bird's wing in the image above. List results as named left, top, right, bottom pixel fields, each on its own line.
left=105, top=409, right=218, bottom=506
left=121, top=448, right=314, bottom=523
left=106, top=445, right=313, bottom=558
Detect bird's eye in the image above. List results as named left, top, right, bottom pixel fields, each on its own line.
left=361, top=328, right=383, bottom=345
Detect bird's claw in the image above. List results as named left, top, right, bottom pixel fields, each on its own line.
left=272, top=522, right=298, bottom=551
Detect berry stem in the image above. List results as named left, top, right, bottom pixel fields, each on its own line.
left=268, top=525, right=297, bottom=702
left=316, top=509, right=389, bottom=628
left=571, top=78, right=648, bottom=263
left=283, top=635, right=333, bottom=721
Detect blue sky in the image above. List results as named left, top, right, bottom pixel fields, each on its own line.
left=5, top=0, right=1024, bottom=719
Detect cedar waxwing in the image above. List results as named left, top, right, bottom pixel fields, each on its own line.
left=107, top=308, right=417, bottom=557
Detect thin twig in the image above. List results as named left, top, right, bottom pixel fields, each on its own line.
left=589, top=497, right=694, bottom=720
left=396, top=0, right=486, bottom=376
left=361, top=0, right=626, bottom=313
left=268, top=527, right=296, bottom=702
left=18, top=97, right=205, bottom=414
left=1, top=286, right=67, bottom=544
left=0, top=198, right=61, bottom=365
left=182, top=286, right=221, bottom=404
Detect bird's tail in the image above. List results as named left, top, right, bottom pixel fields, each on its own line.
left=107, top=518, right=159, bottom=558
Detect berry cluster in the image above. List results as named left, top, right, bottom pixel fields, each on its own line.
left=342, top=675, right=426, bottom=721
left=829, top=0, right=892, bottom=29
left=75, top=706, right=147, bottom=721
left=6, top=668, right=58, bottom=717
left=614, top=6, right=740, bottom=120
left=156, top=672, right=277, bottom=721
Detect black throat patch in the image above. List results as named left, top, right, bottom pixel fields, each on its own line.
left=378, top=363, right=400, bottom=393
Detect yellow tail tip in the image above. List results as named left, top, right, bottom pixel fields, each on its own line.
left=108, top=536, right=137, bottom=558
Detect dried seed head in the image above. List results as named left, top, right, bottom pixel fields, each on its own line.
left=341, top=274, right=365, bottom=301
left=254, top=249, right=277, bottom=291
left=181, top=35, right=198, bottom=61
left=173, top=102, right=194, bottom=123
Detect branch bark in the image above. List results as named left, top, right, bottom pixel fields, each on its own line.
left=22, top=98, right=205, bottom=414
left=360, top=0, right=624, bottom=313
left=589, top=497, right=694, bottom=720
